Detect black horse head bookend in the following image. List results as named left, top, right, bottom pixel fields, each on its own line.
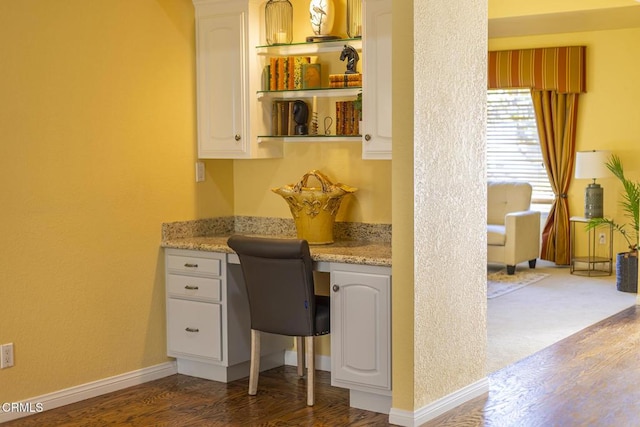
left=340, top=45, right=360, bottom=74
left=293, top=100, right=309, bottom=135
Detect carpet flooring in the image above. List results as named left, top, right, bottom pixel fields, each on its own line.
left=487, top=260, right=637, bottom=373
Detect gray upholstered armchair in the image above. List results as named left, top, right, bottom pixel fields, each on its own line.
left=487, top=181, right=541, bottom=275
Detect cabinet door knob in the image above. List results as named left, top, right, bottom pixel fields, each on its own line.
left=185, top=327, right=199, bottom=333
left=364, top=134, right=371, bottom=141
left=332, top=284, right=340, bottom=292
left=184, top=285, right=199, bottom=290
left=184, top=263, right=198, bottom=268
left=235, top=134, right=241, bottom=141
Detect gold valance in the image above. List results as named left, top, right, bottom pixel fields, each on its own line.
left=488, top=46, right=586, bottom=93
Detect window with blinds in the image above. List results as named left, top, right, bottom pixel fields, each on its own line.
left=487, top=88, right=553, bottom=205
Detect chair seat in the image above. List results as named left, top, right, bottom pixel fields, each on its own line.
left=487, top=224, right=506, bottom=246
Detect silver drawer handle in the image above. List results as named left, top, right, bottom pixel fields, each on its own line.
left=185, top=327, right=199, bottom=333
left=184, top=263, right=198, bottom=268
left=332, top=285, right=340, bottom=292
left=184, top=285, right=199, bottom=290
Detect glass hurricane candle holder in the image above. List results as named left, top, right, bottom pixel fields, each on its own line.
left=265, top=0, right=293, bottom=45
left=347, top=0, right=362, bottom=38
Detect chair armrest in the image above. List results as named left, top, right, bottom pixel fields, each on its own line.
left=503, top=210, right=541, bottom=264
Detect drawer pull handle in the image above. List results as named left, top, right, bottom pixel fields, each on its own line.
left=184, top=263, right=198, bottom=268
left=185, top=327, right=199, bottom=333
left=332, top=285, right=340, bottom=292
left=364, top=134, right=371, bottom=141
left=184, top=285, right=199, bottom=290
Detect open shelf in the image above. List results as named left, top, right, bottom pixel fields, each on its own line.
left=256, top=38, right=362, bottom=56
left=258, top=135, right=361, bottom=143
left=257, top=87, right=361, bottom=100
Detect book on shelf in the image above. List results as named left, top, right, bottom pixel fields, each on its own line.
left=302, top=63, right=322, bottom=89
left=266, top=56, right=312, bottom=91
left=335, top=100, right=360, bottom=136
left=328, top=73, right=362, bottom=88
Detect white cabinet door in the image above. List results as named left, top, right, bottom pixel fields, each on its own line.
left=361, top=0, right=392, bottom=160
left=330, top=264, right=391, bottom=391
left=193, top=0, right=281, bottom=159
left=195, top=7, right=246, bottom=158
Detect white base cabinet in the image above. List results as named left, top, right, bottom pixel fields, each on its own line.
left=165, top=248, right=288, bottom=382
left=330, top=263, right=392, bottom=413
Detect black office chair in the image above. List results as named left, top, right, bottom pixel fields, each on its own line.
left=227, top=234, right=330, bottom=406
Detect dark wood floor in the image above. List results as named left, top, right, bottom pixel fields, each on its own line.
left=5, top=305, right=639, bottom=426
left=423, top=304, right=640, bottom=426
left=3, top=366, right=391, bottom=427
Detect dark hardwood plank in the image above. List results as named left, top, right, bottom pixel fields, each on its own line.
left=423, top=305, right=640, bottom=427
left=6, top=305, right=640, bottom=426
left=3, top=367, right=391, bottom=426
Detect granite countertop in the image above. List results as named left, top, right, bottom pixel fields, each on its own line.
left=161, top=217, right=392, bottom=267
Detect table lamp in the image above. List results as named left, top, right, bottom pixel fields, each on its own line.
left=574, top=150, right=611, bottom=218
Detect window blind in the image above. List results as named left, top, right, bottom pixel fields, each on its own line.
left=487, top=89, right=553, bottom=204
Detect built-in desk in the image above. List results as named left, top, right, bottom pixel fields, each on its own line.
left=161, top=231, right=392, bottom=414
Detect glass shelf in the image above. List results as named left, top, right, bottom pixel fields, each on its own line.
left=256, top=38, right=362, bottom=56
left=258, top=134, right=361, bottom=143
left=257, top=87, right=361, bottom=99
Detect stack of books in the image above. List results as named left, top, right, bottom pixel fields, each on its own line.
left=335, top=101, right=360, bottom=136
left=263, top=56, right=312, bottom=91
left=329, top=73, right=362, bottom=88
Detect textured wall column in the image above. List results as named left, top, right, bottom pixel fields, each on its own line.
left=412, top=0, right=488, bottom=410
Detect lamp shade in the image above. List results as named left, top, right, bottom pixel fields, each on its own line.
left=575, top=150, right=611, bottom=179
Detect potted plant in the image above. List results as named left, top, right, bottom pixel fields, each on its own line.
left=586, top=154, right=639, bottom=292
left=354, top=91, right=362, bottom=135
left=354, top=91, right=362, bottom=120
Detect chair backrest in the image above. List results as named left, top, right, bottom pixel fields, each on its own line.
left=487, top=181, right=533, bottom=225
left=227, top=235, right=317, bottom=337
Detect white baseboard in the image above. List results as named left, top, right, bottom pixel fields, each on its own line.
left=388, top=377, right=489, bottom=427
left=0, top=361, right=177, bottom=424
left=284, top=350, right=331, bottom=372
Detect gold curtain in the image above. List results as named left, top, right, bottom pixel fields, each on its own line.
left=531, top=91, right=579, bottom=265
left=488, top=46, right=586, bottom=265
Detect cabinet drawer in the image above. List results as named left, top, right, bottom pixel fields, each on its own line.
left=167, top=298, right=222, bottom=361
left=167, top=274, right=221, bottom=302
left=167, top=254, right=222, bottom=276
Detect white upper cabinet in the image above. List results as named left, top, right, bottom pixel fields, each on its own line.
left=193, top=0, right=282, bottom=159
left=361, top=0, right=392, bottom=160
left=192, top=0, right=390, bottom=160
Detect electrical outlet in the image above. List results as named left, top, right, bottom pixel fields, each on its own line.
left=599, top=233, right=606, bottom=245
left=1, top=343, right=14, bottom=368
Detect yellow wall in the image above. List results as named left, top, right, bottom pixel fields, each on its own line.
left=0, top=0, right=235, bottom=402
left=489, top=0, right=634, bottom=19
left=489, top=27, right=640, bottom=257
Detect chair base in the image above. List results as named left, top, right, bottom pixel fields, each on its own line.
left=506, top=259, right=537, bottom=275
left=250, top=330, right=317, bottom=406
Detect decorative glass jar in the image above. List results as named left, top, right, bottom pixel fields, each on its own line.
left=265, top=0, right=293, bottom=45
left=347, top=0, right=362, bottom=38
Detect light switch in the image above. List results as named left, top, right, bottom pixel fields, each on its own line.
left=195, top=161, right=205, bottom=182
